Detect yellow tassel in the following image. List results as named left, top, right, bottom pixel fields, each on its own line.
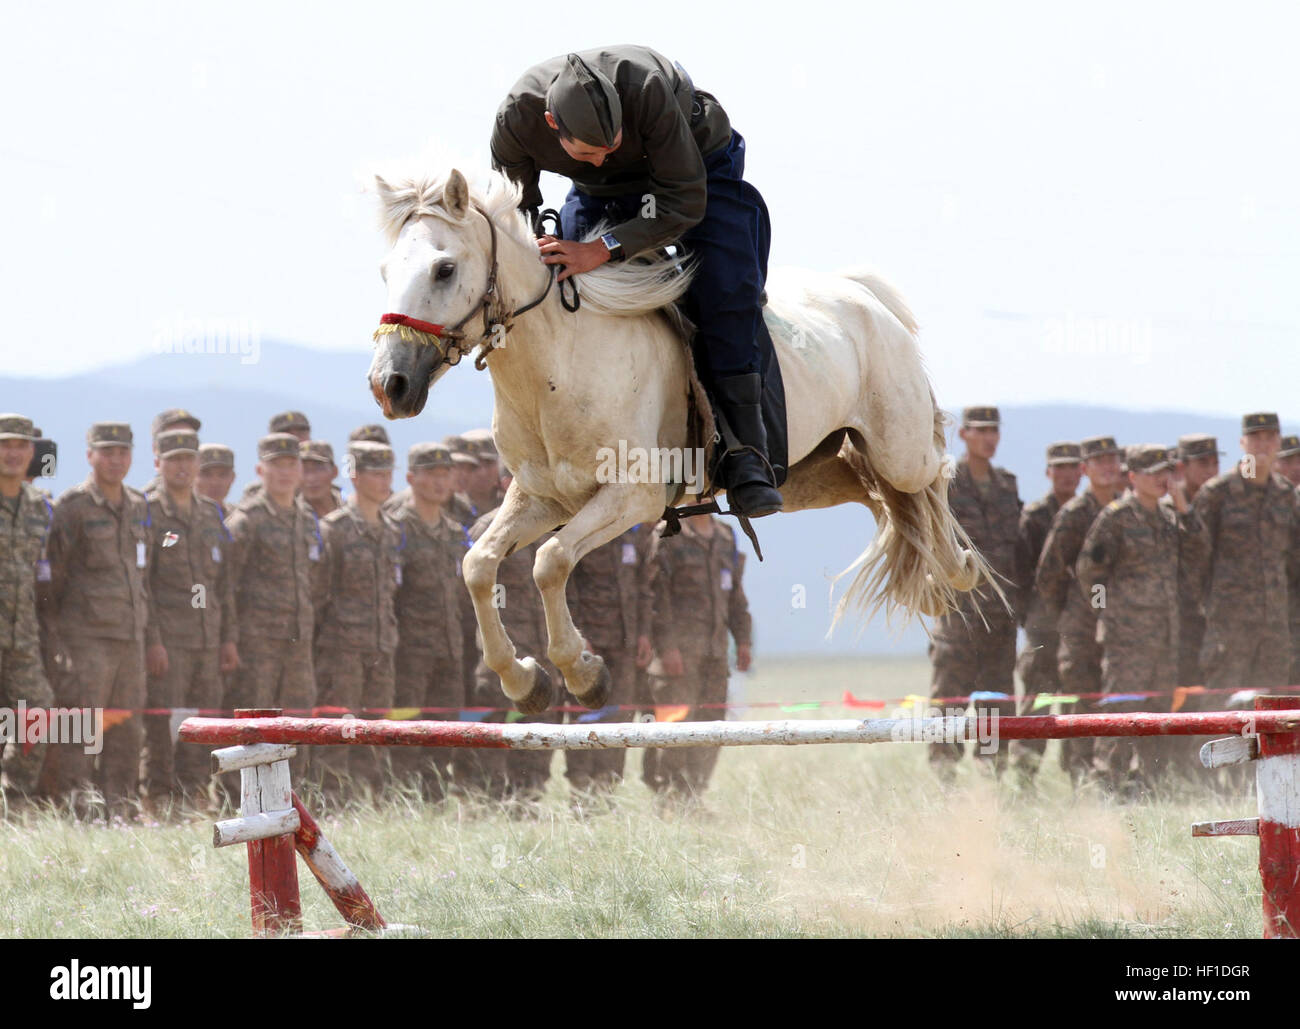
left=372, top=322, right=441, bottom=349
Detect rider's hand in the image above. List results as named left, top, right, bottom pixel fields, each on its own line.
left=538, top=238, right=611, bottom=281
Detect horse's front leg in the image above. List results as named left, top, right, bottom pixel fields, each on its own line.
left=532, top=484, right=664, bottom=709
left=462, top=482, right=565, bottom=714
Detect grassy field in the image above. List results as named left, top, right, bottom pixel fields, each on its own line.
left=0, top=656, right=1263, bottom=938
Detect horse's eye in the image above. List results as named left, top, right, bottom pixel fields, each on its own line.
left=435, top=261, right=456, bottom=281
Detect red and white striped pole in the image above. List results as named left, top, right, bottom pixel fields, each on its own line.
left=1256, top=696, right=1300, bottom=939
left=232, top=709, right=301, bottom=937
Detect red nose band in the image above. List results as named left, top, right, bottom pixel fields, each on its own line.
left=379, top=313, right=447, bottom=336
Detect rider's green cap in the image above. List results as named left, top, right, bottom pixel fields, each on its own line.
left=546, top=54, right=622, bottom=148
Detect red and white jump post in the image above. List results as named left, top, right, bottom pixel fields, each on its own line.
left=208, top=709, right=398, bottom=937
left=181, top=697, right=1300, bottom=938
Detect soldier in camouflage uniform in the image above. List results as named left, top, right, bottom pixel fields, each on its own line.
left=311, top=442, right=403, bottom=800
left=142, top=430, right=238, bottom=807
left=139, top=409, right=202, bottom=495
left=196, top=444, right=237, bottom=516
left=562, top=525, right=655, bottom=797
left=1276, top=435, right=1300, bottom=684
left=645, top=513, right=751, bottom=797
left=1035, top=434, right=1124, bottom=782
left=46, top=422, right=152, bottom=816
left=1171, top=434, right=1222, bottom=688
left=300, top=440, right=343, bottom=518
left=224, top=434, right=320, bottom=783
left=1076, top=445, right=1206, bottom=794
left=1188, top=413, right=1300, bottom=709
left=388, top=443, right=474, bottom=800
left=0, top=415, right=56, bottom=803
left=1276, top=434, right=1300, bottom=488
left=928, top=406, right=1027, bottom=778
left=1011, top=441, right=1082, bottom=779
left=235, top=412, right=314, bottom=511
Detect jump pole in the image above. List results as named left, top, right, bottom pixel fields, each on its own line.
left=181, top=700, right=1300, bottom=939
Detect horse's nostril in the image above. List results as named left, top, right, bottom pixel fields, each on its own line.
left=384, top=374, right=408, bottom=402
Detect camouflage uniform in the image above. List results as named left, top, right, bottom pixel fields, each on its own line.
left=1011, top=442, right=1081, bottom=774
left=929, top=419, right=1026, bottom=773
left=1280, top=433, right=1300, bottom=683
left=223, top=436, right=319, bottom=737
left=1075, top=446, right=1206, bottom=788
left=563, top=526, right=655, bottom=793
left=311, top=443, right=403, bottom=798
left=1174, top=434, right=1223, bottom=686
left=0, top=414, right=56, bottom=797
left=467, top=507, right=557, bottom=801
left=388, top=444, right=474, bottom=799
left=142, top=430, right=237, bottom=801
left=645, top=518, right=750, bottom=795
left=1035, top=435, right=1121, bottom=780
left=1188, top=417, right=1300, bottom=707
left=46, top=423, right=152, bottom=811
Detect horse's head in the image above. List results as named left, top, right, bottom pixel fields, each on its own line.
left=367, top=168, right=493, bottom=419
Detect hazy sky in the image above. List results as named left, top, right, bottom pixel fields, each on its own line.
left=4, top=1, right=1298, bottom=417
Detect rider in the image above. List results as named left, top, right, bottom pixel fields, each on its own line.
left=490, top=45, right=783, bottom=517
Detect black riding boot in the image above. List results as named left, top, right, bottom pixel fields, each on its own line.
left=712, top=372, right=784, bottom=518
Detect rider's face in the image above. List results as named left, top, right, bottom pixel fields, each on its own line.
left=546, top=112, right=622, bottom=167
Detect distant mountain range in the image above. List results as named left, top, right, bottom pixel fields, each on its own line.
left=3, top=341, right=1269, bottom=657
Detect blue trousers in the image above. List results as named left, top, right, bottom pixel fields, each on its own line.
left=559, top=130, right=770, bottom=380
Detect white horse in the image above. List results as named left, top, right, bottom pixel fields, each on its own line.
left=366, top=166, right=986, bottom=713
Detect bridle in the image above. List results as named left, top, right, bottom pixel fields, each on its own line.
left=372, top=201, right=554, bottom=372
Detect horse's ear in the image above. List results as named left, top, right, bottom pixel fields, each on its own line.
left=443, top=169, right=470, bottom=220
left=373, top=174, right=396, bottom=202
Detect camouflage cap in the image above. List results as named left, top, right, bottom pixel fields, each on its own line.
left=1080, top=435, right=1121, bottom=459
left=0, top=413, right=37, bottom=441
left=546, top=53, right=622, bottom=148
left=348, top=441, right=395, bottom=472
left=1279, top=435, right=1300, bottom=459
left=151, top=408, right=201, bottom=437
left=1177, top=433, right=1223, bottom=461
left=269, top=411, right=311, bottom=435
left=961, top=406, right=1000, bottom=428
left=198, top=443, right=234, bottom=469
left=1128, top=443, right=1176, bottom=474
left=257, top=433, right=303, bottom=461
left=87, top=422, right=133, bottom=449
left=348, top=424, right=391, bottom=445
left=1046, top=441, right=1082, bottom=465
left=156, top=429, right=200, bottom=456
left=300, top=440, right=337, bottom=465
left=461, top=428, right=498, bottom=460
left=444, top=434, right=479, bottom=466
left=409, top=442, right=454, bottom=470
left=1242, top=412, right=1280, bottom=435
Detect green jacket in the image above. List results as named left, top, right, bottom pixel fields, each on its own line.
left=490, top=45, right=732, bottom=256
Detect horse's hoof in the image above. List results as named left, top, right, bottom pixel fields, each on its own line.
left=512, top=660, right=554, bottom=716
left=571, top=657, right=612, bottom=711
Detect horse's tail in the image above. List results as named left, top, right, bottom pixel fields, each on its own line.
left=837, top=267, right=919, bottom=335
left=830, top=403, right=999, bottom=633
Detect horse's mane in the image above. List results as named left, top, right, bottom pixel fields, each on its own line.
left=373, top=165, right=692, bottom=318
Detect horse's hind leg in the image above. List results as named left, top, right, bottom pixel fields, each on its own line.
left=462, top=482, right=566, bottom=714
left=532, top=484, right=664, bottom=709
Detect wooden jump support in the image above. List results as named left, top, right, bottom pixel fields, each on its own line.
left=182, top=698, right=1300, bottom=938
